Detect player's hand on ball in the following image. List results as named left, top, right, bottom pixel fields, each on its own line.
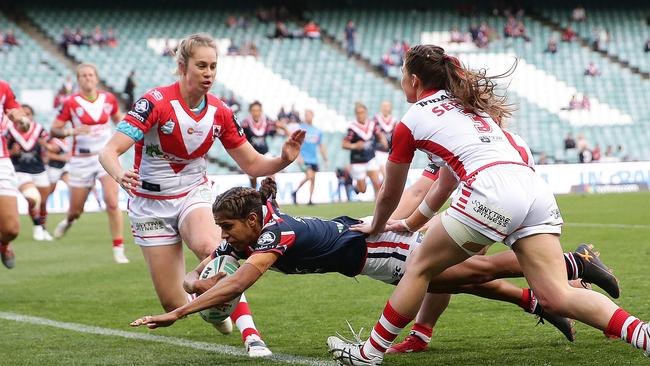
left=193, top=272, right=226, bottom=294
left=116, top=169, right=141, bottom=196
left=281, top=129, right=306, bottom=163
left=130, top=312, right=179, bottom=329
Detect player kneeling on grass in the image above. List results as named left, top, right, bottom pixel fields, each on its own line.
left=131, top=178, right=618, bottom=347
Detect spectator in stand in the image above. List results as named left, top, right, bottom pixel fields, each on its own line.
left=504, top=16, right=517, bottom=38
left=546, top=37, right=558, bottom=53
left=390, top=39, right=403, bottom=60
left=61, top=28, right=74, bottom=53
left=227, top=41, right=239, bottom=55
left=645, top=38, right=650, bottom=52
left=538, top=153, right=549, bottom=165
left=106, top=28, right=117, bottom=48
left=450, top=26, right=465, bottom=43
left=568, top=94, right=581, bottom=110
left=616, top=145, right=627, bottom=161
left=592, top=143, right=601, bottom=162
left=72, top=28, right=84, bottom=46
left=584, top=62, right=600, bottom=76
left=572, top=5, right=586, bottom=22
left=91, top=26, right=105, bottom=46
left=222, top=93, right=241, bottom=115
left=5, top=29, right=18, bottom=47
left=344, top=20, right=356, bottom=57
left=162, top=39, right=174, bottom=57
left=562, top=25, right=576, bottom=42
left=124, top=70, right=136, bottom=108
left=226, top=15, right=238, bottom=28
left=380, top=52, right=395, bottom=76
left=272, top=21, right=291, bottom=39
left=242, top=41, right=259, bottom=58
left=564, top=133, right=576, bottom=150
left=0, top=32, right=6, bottom=53
left=515, top=21, right=531, bottom=42
left=579, top=145, right=592, bottom=163
left=480, top=21, right=498, bottom=42
left=469, top=23, right=480, bottom=43
left=303, top=21, right=321, bottom=39
left=576, top=133, right=588, bottom=152
left=581, top=95, right=591, bottom=111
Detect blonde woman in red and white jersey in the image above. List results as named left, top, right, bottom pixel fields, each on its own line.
left=0, top=80, right=29, bottom=269
left=50, top=63, right=127, bottom=263
left=328, top=45, right=650, bottom=364
left=99, top=33, right=304, bottom=357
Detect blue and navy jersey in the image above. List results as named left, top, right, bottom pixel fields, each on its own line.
left=7, top=122, right=47, bottom=174
left=344, top=120, right=379, bottom=164
left=215, top=202, right=368, bottom=277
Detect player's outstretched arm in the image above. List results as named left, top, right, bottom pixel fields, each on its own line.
left=99, top=132, right=141, bottom=195
left=131, top=253, right=277, bottom=329
left=227, top=129, right=305, bottom=177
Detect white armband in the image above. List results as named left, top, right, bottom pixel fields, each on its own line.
left=400, top=219, right=413, bottom=233
left=418, top=200, right=436, bottom=219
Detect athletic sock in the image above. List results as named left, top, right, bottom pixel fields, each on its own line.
left=29, top=207, right=41, bottom=226
left=409, top=323, right=433, bottom=344
left=112, top=238, right=124, bottom=248
left=362, top=301, right=411, bottom=359
left=0, top=241, right=9, bottom=253
left=41, top=207, right=48, bottom=226
left=231, top=293, right=263, bottom=342
left=605, top=308, right=648, bottom=351
left=564, top=252, right=583, bottom=280
left=519, top=288, right=543, bottom=315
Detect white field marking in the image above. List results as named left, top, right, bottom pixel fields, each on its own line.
left=0, top=312, right=335, bottom=366
left=564, top=222, right=650, bottom=230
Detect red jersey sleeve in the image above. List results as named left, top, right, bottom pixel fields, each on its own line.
left=1, top=82, right=20, bottom=111
left=122, top=94, right=159, bottom=134
left=219, top=106, right=247, bottom=149
left=107, top=93, right=120, bottom=118
left=388, top=122, right=416, bottom=164
left=56, top=98, right=72, bottom=122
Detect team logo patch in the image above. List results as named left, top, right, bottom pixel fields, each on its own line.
left=134, top=99, right=150, bottom=114
left=160, top=120, right=175, bottom=134
left=257, top=231, right=276, bottom=246
left=75, top=107, right=85, bottom=117
left=149, top=90, right=163, bottom=101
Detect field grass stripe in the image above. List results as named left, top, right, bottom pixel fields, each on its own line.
left=565, top=222, right=650, bottom=230
left=0, top=312, right=334, bottom=366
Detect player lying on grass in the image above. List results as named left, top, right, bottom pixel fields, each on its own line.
left=132, top=179, right=619, bottom=345
left=383, top=163, right=620, bottom=353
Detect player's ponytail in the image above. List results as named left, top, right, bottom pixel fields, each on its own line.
left=403, top=45, right=516, bottom=125
left=213, top=178, right=278, bottom=224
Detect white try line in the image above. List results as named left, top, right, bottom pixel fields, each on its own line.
left=0, top=312, right=335, bottom=366
left=564, top=222, right=650, bottom=230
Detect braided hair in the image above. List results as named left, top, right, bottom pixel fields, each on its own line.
left=212, top=178, right=278, bottom=223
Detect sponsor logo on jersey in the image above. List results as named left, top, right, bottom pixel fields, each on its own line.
left=160, top=120, right=175, bottom=134
left=134, top=99, right=150, bottom=113
left=416, top=94, right=449, bottom=107
left=550, top=208, right=562, bottom=220
left=471, top=200, right=511, bottom=228
left=480, top=136, right=491, bottom=143
left=145, top=144, right=163, bottom=158
left=187, top=127, right=204, bottom=137
left=257, top=231, right=276, bottom=246
left=133, top=219, right=166, bottom=232
left=75, top=107, right=85, bottom=117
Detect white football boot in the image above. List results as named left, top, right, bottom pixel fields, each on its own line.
left=211, top=317, right=233, bottom=335
left=33, top=225, right=45, bottom=241
left=113, top=246, right=130, bottom=264
left=53, top=219, right=71, bottom=239
left=328, top=336, right=383, bottom=366
left=41, top=227, right=53, bottom=241
left=245, top=334, right=272, bottom=358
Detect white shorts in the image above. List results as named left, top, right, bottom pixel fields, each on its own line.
left=48, top=165, right=69, bottom=184
left=0, top=159, right=18, bottom=197
left=16, top=171, right=50, bottom=188
left=360, top=229, right=423, bottom=284
left=446, top=164, right=563, bottom=247
left=128, top=182, right=214, bottom=246
left=68, top=155, right=108, bottom=188
left=350, top=158, right=380, bottom=181
left=375, top=151, right=389, bottom=166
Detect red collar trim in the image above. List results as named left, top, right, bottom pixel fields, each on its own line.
left=416, top=89, right=441, bottom=102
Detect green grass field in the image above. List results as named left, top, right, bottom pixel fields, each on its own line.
left=1, top=193, right=650, bottom=365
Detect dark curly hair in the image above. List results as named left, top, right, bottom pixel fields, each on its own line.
left=212, top=178, right=278, bottom=223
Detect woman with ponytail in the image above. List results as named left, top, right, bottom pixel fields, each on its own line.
left=326, top=45, right=650, bottom=365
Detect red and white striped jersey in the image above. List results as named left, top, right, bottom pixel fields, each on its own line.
left=56, top=91, right=119, bottom=156
left=373, top=113, right=397, bottom=134
left=0, top=80, right=21, bottom=159
left=389, top=90, right=532, bottom=182
left=122, top=82, right=247, bottom=199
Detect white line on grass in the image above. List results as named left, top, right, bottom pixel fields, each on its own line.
left=0, top=312, right=335, bottom=366
left=565, top=222, right=650, bottom=230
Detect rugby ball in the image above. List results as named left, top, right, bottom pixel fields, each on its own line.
left=197, top=255, right=241, bottom=324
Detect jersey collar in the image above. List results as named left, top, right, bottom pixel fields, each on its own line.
left=416, top=89, right=441, bottom=102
